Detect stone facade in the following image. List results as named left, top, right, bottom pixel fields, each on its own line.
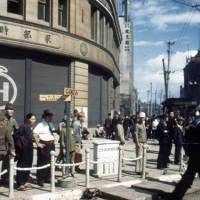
left=0, top=0, right=122, bottom=127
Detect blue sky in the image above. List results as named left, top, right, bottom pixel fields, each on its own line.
left=122, top=0, right=200, bottom=102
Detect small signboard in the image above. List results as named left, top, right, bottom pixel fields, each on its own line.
left=64, top=88, right=78, bottom=96
left=39, top=95, right=71, bottom=102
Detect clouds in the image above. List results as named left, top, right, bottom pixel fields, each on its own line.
left=135, top=50, right=198, bottom=100
left=132, top=0, right=200, bottom=30
left=134, top=40, right=165, bottom=47
left=150, top=11, right=200, bottom=30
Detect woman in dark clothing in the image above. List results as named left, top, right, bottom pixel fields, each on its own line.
left=16, top=113, right=36, bottom=190
left=157, top=115, right=171, bottom=169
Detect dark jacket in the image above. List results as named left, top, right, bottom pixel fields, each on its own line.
left=156, top=122, right=170, bottom=144
left=173, top=125, right=184, bottom=145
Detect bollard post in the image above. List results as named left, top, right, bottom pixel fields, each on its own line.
left=118, top=145, right=122, bottom=182
left=85, top=148, right=90, bottom=188
left=142, top=144, right=147, bottom=179
left=179, top=147, right=184, bottom=173
left=9, top=155, right=14, bottom=199
left=50, top=151, right=56, bottom=193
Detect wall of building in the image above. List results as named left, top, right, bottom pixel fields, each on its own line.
left=0, top=0, right=122, bottom=126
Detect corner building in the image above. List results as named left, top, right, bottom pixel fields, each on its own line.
left=0, top=0, right=122, bottom=127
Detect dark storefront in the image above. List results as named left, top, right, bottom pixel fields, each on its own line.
left=0, top=46, right=69, bottom=124
left=88, top=66, right=109, bottom=127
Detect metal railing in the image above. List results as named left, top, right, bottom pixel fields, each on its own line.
left=7, top=145, right=147, bottom=198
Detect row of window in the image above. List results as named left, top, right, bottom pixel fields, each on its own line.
left=7, top=0, right=68, bottom=27
left=91, top=7, right=118, bottom=51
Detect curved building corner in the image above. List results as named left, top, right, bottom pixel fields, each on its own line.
left=0, top=0, right=122, bottom=127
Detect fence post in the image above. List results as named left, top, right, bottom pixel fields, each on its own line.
left=85, top=148, right=90, bottom=188
left=50, top=151, right=56, bottom=193
left=118, top=145, right=122, bottom=182
left=142, top=144, right=147, bottom=179
left=179, top=147, right=184, bottom=173
left=9, top=155, right=14, bottom=199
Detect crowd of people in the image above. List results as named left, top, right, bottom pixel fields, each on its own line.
left=0, top=103, right=200, bottom=199
left=0, top=104, right=87, bottom=191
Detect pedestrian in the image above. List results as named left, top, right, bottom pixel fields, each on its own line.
left=133, top=112, right=147, bottom=174
left=15, top=113, right=36, bottom=190
left=156, top=115, right=170, bottom=169
left=104, top=113, right=112, bottom=139
left=73, top=112, right=85, bottom=172
left=2, top=103, right=18, bottom=184
left=116, top=117, right=125, bottom=145
left=112, top=111, right=119, bottom=140
left=59, top=123, right=75, bottom=176
left=0, top=111, right=15, bottom=185
left=167, top=111, right=176, bottom=163
left=123, top=116, right=130, bottom=140
left=173, top=117, right=184, bottom=165
left=170, top=115, right=200, bottom=200
left=33, top=109, right=56, bottom=186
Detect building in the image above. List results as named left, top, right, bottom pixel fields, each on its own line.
left=0, top=0, right=122, bottom=127
left=183, top=50, right=200, bottom=106
left=118, top=0, right=135, bottom=116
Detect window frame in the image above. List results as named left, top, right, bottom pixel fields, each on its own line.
left=7, top=0, right=23, bottom=15
left=38, top=0, right=50, bottom=22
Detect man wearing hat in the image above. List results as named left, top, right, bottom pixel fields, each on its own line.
left=33, top=109, right=56, bottom=186
left=133, top=112, right=147, bottom=174
left=4, top=103, right=19, bottom=135
left=0, top=111, right=15, bottom=185
left=1, top=103, right=18, bottom=184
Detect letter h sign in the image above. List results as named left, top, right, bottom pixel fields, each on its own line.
left=0, top=82, right=9, bottom=102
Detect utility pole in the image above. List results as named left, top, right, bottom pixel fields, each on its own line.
left=154, top=89, right=157, bottom=115
left=147, top=90, right=150, bottom=116
left=150, top=82, right=153, bottom=116
left=162, top=41, right=175, bottom=99
left=166, top=41, right=175, bottom=98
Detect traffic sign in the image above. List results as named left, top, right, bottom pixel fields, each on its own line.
left=64, top=88, right=78, bottom=96
left=39, top=95, right=71, bottom=102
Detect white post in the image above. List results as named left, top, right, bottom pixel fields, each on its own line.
left=179, top=147, right=184, bottom=173
left=142, top=144, right=147, bottom=179
left=50, top=151, right=56, bottom=193
left=85, top=148, right=90, bottom=188
left=9, top=155, right=14, bottom=199
left=118, top=145, right=122, bottom=182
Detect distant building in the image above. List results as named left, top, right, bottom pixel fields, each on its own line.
left=183, top=50, right=200, bottom=105
left=118, top=0, right=136, bottom=115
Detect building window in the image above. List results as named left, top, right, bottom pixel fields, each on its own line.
left=38, top=0, right=50, bottom=22
left=91, top=7, right=97, bottom=41
left=58, top=0, right=67, bottom=27
left=7, top=0, right=23, bottom=15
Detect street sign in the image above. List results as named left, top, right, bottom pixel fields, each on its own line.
left=39, top=95, right=71, bottom=102
left=64, top=88, right=78, bottom=96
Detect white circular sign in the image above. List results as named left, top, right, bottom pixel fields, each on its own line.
left=0, top=65, right=17, bottom=110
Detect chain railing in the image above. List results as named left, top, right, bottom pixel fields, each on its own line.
left=7, top=145, right=147, bottom=198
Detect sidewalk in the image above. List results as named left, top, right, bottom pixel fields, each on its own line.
left=0, top=139, right=199, bottom=200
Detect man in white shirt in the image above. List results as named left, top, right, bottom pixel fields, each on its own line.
left=33, top=109, right=56, bottom=186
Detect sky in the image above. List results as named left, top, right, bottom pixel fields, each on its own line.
left=119, top=0, right=200, bottom=102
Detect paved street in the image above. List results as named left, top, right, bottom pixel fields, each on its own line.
left=0, top=138, right=199, bottom=199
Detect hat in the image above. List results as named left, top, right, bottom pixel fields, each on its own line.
left=42, top=109, right=54, bottom=118
left=139, top=112, right=146, bottom=118
left=5, top=103, right=15, bottom=110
